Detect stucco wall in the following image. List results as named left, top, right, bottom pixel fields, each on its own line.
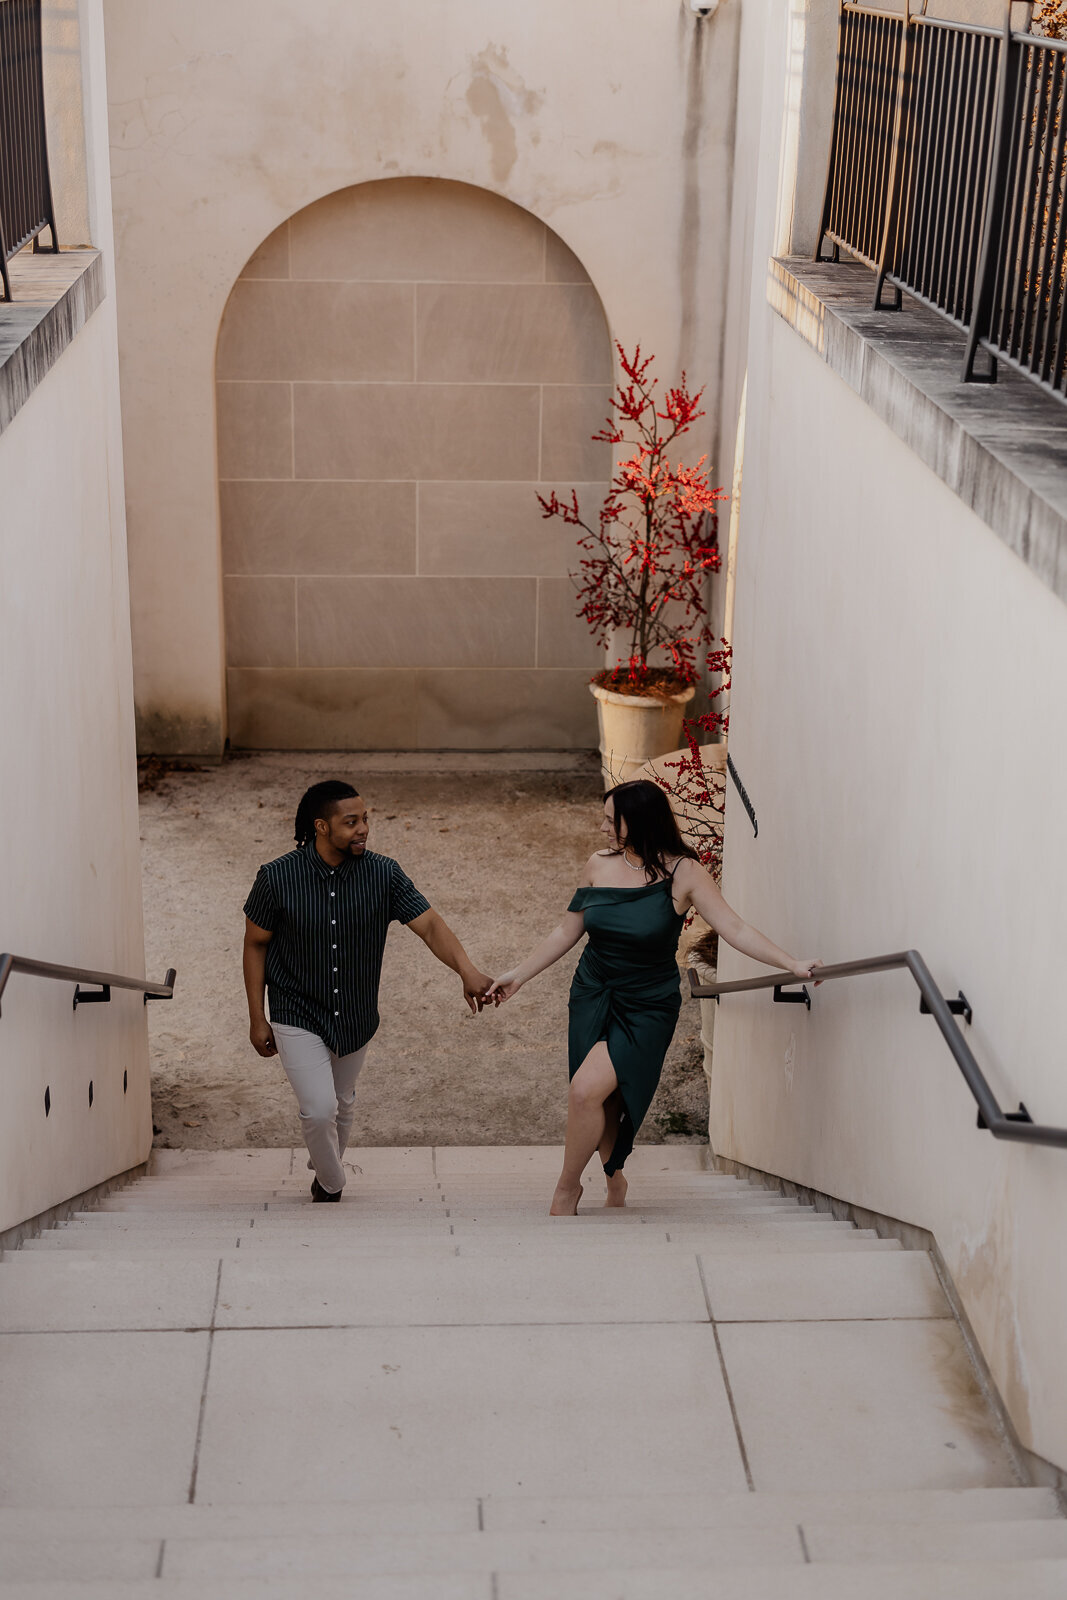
left=219, top=180, right=609, bottom=749
left=101, top=0, right=739, bottom=755
left=713, top=0, right=1067, bottom=1473
left=0, top=5, right=149, bottom=1235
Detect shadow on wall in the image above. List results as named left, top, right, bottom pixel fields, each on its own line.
left=216, top=178, right=615, bottom=754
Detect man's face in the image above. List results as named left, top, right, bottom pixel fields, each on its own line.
left=319, top=797, right=370, bottom=856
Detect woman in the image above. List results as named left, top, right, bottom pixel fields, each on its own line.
left=486, top=780, right=821, bottom=1215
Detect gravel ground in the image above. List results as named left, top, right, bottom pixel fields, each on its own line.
left=140, top=751, right=709, bottom=1151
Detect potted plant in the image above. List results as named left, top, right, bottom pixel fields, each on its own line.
left=538, top=344, right=726, bottom=786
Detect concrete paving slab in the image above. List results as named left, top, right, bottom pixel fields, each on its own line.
left=0, top=1487, right=1057, bottom=1545
left=718, top=1319, right=1019, bottom=1492
left=805, top=1517, right=1067, bottom=1563
left=481, top=1485, right=1063, bottom=1532
left=434, top=1146, right=708, bottom=1175
left=702, top=1250, right=951, bottom=1322
left=149, top=1150, right=295, bottom=1177
left=214, top=1251, right=708, bottom=1327
left=0, top=1500, right=481, bottom=1541
left=195, top=1324, right=748, bottom=1503
left=0, top=1580, right=492, bottom=1600
left=0, top=1541, right=160, bottom=1581
left=497, top=1561, right=1067, bottom=1599
left=0, top=1331, right=208, bottom=1506
left=0, top=1258, right=220, bottom=1332
left=160, top=1523, right=804, bottom=1578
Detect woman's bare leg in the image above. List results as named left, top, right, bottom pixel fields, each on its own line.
left=550, top=1043, right=618, bottom=1216
left=599, top=1091, right=628, bottom=1207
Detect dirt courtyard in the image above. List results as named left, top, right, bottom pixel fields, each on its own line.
left=140, top=751, right=710, bottom=1151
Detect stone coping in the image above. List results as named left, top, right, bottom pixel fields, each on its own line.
left=0, top=248, right=104, bottom=436
left=768, top=257, right=1067, bottom=609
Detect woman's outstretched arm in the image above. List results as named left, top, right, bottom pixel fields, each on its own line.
left=677, top=861, right=821, bottom=979
left=486, top=910, right=586, bottom=1002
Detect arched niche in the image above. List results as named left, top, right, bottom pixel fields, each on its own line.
left=216, top=177, right=613, bottom=750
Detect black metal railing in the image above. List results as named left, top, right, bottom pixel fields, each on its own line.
left=0, top=0, right=58, bottom=302
left=817, top=3, right=1067, bottom=400
left=0, top=952, right=177, bottom=1018
left=688, top=949, right=1067, bottom=1150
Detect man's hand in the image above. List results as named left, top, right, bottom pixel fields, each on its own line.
left=462, top=969, right=494, bottom=1014
left=250, top=1018, right=278, bottom=1057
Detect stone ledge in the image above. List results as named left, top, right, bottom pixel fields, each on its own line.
left=769, top=257, right=1067, bottom=608
left=0, top=248, right=104, bottom=436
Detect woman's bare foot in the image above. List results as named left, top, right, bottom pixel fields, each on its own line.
left=549, top=1181, right=583, bottom=1216
left=604, top=1171, right=628, bottom=1208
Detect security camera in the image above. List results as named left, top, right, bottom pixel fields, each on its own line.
left=690, top=0, right=720, bottom=16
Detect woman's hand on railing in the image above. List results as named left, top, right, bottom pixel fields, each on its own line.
left=791, top=957, right=824, bottom=984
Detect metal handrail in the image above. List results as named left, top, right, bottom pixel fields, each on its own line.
left=688, top=949, right=1067, bottom=1150
left=0, top=951, right=177, bottom=1017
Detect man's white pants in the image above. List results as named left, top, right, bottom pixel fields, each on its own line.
left=272, top=1024, right=369, bottom=1194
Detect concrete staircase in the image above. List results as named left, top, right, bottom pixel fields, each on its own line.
left=1, top=1145, right=1064, bottom=1598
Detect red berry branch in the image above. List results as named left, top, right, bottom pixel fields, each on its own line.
left=538, top=343, right=727, bottom=695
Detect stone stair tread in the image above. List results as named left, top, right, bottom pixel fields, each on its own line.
left=0, top=1488, right=1057, bottom=1544
left=1, top=1519, right=1065, bottom=1581
left=2, top=1558, right=1067, bottom=1599
left=17, top=1232, right=897, bottom=1257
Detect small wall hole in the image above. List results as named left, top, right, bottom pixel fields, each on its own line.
left=44, top=1085, right=51, bottom=1117
left=123, top=1069, right=128, bottom=1094
left=88, top=1080, right=94, bottom=1108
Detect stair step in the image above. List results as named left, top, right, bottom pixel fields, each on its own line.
left=18, top=1231, right=898, bottom=1258
left=1, top=1557, right=1066, bottom=1598
left=0, top=1519, right=1065, bottom=1582
left=0, top=1488, right=1056, bottom=1543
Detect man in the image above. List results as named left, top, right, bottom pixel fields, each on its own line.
left=243, top=779, right=491, bottom=1201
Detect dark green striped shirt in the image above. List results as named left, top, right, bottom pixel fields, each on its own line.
left=244, top=844, right=430, bottom=1055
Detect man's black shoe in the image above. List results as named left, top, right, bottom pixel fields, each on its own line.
left=311, top=1178, right=342, bottom=1202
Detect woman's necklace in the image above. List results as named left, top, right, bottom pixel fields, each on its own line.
left=622, top=848, right=646, bottom=874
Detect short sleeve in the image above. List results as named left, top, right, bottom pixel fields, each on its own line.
left=388, top=859, right=431, bottom=925
left=243, top=866, right=278, bottom=932
left=567, top=888, right=593, bottom=913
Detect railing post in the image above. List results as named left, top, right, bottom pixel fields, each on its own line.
left=962, top=8, right=1018, bottom=382
left=814, top=0, right=849, bottom=262
left=872, top=0, right=915, bottom=310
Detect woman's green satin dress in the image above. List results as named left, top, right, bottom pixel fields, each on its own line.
left=567, top=876, right=686, bottom=1174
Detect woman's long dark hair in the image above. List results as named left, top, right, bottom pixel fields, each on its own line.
left=294, top=780, right=358, bottom=847
left=606, top=780, right=699, bottom=881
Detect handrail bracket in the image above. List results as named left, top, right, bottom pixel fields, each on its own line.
left=774, top=983, right=812, bottom=1011
left=72, top=983, right=111, bottom=1011
left=920, top=989, right=972, bottom=1026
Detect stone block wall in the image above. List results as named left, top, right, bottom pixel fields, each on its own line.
left=217, top=178, right=612, bottom=749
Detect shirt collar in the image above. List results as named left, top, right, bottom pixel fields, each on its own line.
left=304, top=842, right=356, bottom=880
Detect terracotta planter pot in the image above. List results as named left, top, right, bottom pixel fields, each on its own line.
left=590, top=681, right=696, bottom=790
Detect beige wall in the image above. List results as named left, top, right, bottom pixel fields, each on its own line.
left=714, top=0, right=1067, bottom=1473
left=219, top=180, right=609, bottom=749
left=0, top=1, right=149, bottom=1234
left=101, top=0, right=740, bottom=755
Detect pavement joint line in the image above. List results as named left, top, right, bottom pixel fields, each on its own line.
left=477, top=1498, right=485, bottom=1532
left=697, top=1254, right=755, bottom=1493
left=186, top=1260, right=223, bottom=1505
left=1, top=1318, right=738, bottom=1334
left=155, top=1538, right=166, bottom=1579
left=797, top=1524, right=811, bottom=1563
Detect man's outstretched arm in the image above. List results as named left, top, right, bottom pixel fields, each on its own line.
left=243, top=917, right=278, bottom=1055
left=405, top=909, right=492, bottom=1013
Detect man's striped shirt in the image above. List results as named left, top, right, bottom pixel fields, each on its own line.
left=243, top=843, right=430, bottom=1055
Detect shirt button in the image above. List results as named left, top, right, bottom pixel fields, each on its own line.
left=331, top=920, right=336, bottom=925
left=334, top=1010, right=339, bottom=1017
left=330, top=892, right=336, bottom=898
left=332, top=944, right=337, bottom=949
